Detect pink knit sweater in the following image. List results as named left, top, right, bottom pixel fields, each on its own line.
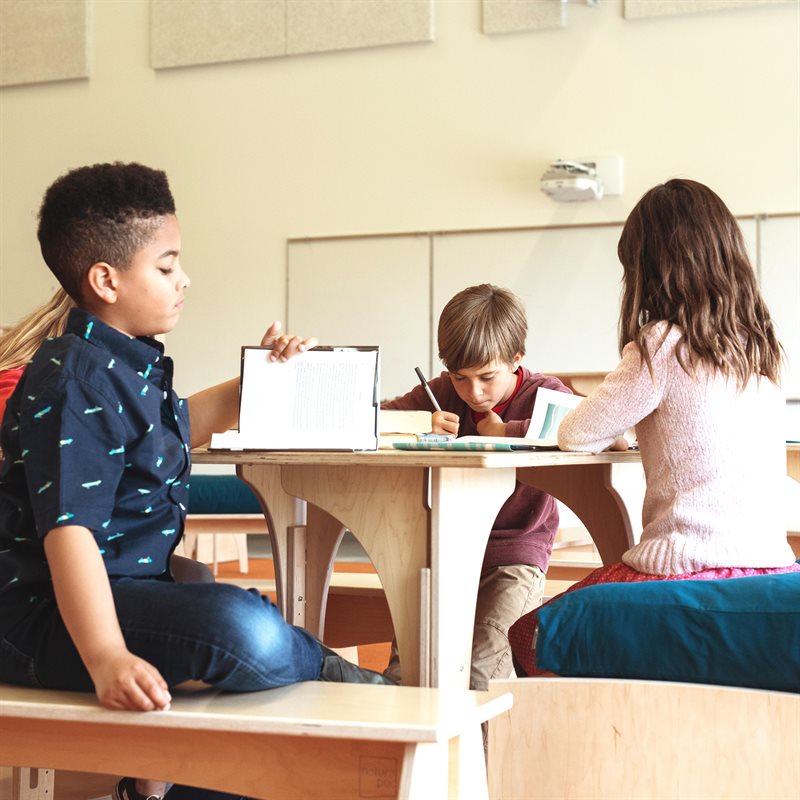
left=558, top=324, right=795, bottom=575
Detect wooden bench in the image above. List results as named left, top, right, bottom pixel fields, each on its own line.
left=181, top=512, right=266, bottom=574
left=486, top=677, right=799, bottom=800
left=2, top=681, right=511, bottom=800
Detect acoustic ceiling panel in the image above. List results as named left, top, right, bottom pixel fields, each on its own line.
left=151, top=0, right=285, bottom=70
left=483, top=0, right=565, bottom=34
left=624, top=0, right=792, bottom=20
left=0, top=0, right=89, bottom=87
left=286, top=0, right=433, bottom=55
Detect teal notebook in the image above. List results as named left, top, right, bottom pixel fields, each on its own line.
left=393, top=436, right=558, bottom=452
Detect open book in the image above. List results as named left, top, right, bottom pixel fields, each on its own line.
left=525, top=387, right=583, bottom=446
left=210, top=346, right=380, bottom=451
left=393, top=386, right=582, bottom=451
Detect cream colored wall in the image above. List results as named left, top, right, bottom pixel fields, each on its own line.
left=1, top=0, right=798, bottom=395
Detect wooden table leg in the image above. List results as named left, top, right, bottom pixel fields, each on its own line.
left=302, top=505, right=347, bottom=639
left=429, top=467, right=516, bottom=689
left=517, top=463, right=634, bottom=565
left=12, top=767, right=54, bottom=800
left=788, top=448, right=799, bottom=483
left=237, top=464, right=298, bottom=615
left=280, top=464, right=429, bottom=687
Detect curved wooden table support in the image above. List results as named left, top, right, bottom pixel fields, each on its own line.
left=517, top=462, right=634, bottom=565
left=236, top=464, right=296, bottom=614
left=300, top=504, right=347, bottom=638
left=430, top=467, right=516, bottom=686
left=277, top=463, right=429, bottom=688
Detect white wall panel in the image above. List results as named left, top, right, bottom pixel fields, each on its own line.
left=288, top=236, right=431, bottom=400
left=432, top=226, right=624, bottom=376
left=759, top=215, right=800, bottom=398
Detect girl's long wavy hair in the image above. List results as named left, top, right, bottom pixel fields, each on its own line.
left=617, top=179, right=782, bottom=388
left=0, top=288, right=74, bottom=371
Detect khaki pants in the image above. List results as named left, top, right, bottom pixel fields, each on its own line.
left=383, top=563, right=545, bottom=689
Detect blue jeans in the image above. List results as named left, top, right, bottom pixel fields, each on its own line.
left=0, top=579, right=323, bottom=691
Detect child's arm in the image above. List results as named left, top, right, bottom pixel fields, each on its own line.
left=475, top=410, right=506, bottom=437
left=188, top=321, right=318, bottom=448
left=44, top=526, right=172, bottom=712
left=558, top=339, right=664, bottom=453
left=187, top=376, right=240, bottom=448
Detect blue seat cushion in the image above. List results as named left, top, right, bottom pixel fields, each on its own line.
left=187, top=474, right=262, bottom=515
left=534, top=569, right=800, bottom=692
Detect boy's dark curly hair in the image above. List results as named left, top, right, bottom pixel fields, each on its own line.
left=37, top=162, right=176, bottom=300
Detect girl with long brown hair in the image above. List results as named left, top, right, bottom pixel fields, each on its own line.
left=511, top=179, right=798, bottom=676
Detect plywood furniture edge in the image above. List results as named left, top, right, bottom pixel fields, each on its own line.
left=2, top=681, right=512, bottom=800
left=486, top=677, right=799, bottom=800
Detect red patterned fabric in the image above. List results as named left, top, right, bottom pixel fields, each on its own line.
left=509, top=561, right=800, bottom=676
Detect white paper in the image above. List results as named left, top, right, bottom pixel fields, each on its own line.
left=525, top=387, right=583, bottom=445
left=235, top=347, right=379, bottom=450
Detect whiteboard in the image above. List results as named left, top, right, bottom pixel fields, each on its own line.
left=286, top=215, right=799, bottom=401
left=759, top=215, right=800, bottom=398
left=287, top=235, right=430, bottom=400
left=432, top=226, right=624, bottom=375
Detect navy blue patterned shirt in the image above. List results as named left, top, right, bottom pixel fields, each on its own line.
left=0, top=309, right=191, bottom=629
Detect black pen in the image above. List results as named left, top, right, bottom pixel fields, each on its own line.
left=415, top=367, right=442, bottom=412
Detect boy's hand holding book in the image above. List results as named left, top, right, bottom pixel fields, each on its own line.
left=260, top=320, right=318, bottom=362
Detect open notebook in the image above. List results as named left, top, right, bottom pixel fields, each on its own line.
left=210, top=346, right=380, bottom=451
left=393, top=386, right=583, bottom=451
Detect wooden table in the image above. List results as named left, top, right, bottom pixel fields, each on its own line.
left=788, top=442, right=799, bottom=482
left=193, top=448, right=642, bottom=689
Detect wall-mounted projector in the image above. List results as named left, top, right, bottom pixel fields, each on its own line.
left=540, top=160, right=603, bottom=202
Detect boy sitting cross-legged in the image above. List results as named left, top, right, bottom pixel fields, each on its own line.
left=382, top=283, right=572, bottom=691
left=0, top=162, right=391, bottom=800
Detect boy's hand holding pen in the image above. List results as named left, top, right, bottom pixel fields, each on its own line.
left=415, top=367, right=459, bottom=436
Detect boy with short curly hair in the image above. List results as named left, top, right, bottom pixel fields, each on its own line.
left=0, top=161, right=391, bottom=800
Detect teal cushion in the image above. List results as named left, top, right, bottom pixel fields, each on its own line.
left=535, top=570, right=800, bottom=692
left=187, top=474, right=262, bottom=515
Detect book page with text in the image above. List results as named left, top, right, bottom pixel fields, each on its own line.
left=236, top=347, right=379, bottom=450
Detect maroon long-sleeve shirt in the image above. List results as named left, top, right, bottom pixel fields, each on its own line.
left=383, top=367, right=570, bottom=574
